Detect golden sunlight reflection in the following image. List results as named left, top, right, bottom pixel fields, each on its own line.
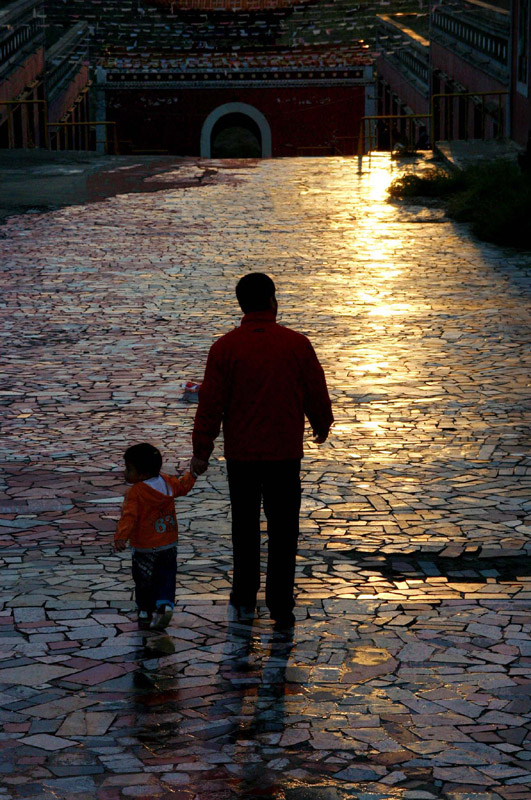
left=368, top=302, right=412, bottom=316
left=361, top=421, right=385, bottom=433
left=323, top=156, right=419, bottom=326
left=362, top=155, right=399, bottom=202
left=352, top=361, right=389, bottom=373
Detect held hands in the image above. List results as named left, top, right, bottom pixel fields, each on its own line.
left=190, top=456, right=209, bottom=477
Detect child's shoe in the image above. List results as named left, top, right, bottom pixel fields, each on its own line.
left=150, top=604, right=173, bottom=630
left=137, top=610, right=152, bottom=629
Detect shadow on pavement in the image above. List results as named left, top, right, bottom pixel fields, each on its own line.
left=340, top=547, right=531, bottom=580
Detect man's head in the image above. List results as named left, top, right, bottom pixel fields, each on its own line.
left=124, top=443, right=162, bottom=483
left=236, top=273, right=277, bottom=314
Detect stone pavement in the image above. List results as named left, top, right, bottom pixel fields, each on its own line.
left=1, top=153, right=531, bottom=800
left=434, top=140, right=523, bottom=170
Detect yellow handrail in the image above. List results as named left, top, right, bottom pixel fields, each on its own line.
left=358, top=113, right=432, bottom=155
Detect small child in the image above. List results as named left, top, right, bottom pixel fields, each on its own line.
left=114, top=443, right=197, bottom=630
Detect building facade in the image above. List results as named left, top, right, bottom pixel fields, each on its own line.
left=376, top=0, right=530, bottom=147
left=430, top=0, right=510, bottom=142
left=0, top=0, right=92, bottom=149
left=96, top=47, right=374, bottom=156
left=0, top=0, right=45, bottom=147
left=375, top=13, right=430, bottom=147
left=45, top=0, right=376, bottom=155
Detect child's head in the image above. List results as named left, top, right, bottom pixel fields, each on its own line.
left=124, top=443, right=162, bottom=483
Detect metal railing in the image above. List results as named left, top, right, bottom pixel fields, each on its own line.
left=430, top=90, right=509, bottom=148
left=47, top=120, right=119, bottom=154
left=357, top=90, right=509, bottom=154
left=0, top=98, right=49, bottom=148
left=358, top=113, right=432, bottom=155
left=1, top=96, right=119, bottom=154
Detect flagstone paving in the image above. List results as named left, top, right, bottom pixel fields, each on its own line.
left=1, top=153, right=531, bottom=799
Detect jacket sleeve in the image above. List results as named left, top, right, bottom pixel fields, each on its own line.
left=164, top=471, right=196, bottom=497
left=301, top=339, right=334, bottom=438
left=115, top=487, right=138, bottom=544
left=192, top=341, right=227, bottom=462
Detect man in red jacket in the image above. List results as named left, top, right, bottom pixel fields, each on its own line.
left=191, top=273, right=333, bottom=631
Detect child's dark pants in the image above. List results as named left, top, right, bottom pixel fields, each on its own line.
left=132, top=547, right=177, bottom=613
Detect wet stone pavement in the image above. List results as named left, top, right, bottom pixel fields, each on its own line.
left=1, top=154, right=531, bottom=800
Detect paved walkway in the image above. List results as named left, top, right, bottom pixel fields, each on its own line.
left=1, top=154, right=531, bottom=800
left=434, top=140, right=523, bottom=170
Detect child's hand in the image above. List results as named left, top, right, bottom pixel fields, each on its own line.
left=114, top=539, right=127, bottom=552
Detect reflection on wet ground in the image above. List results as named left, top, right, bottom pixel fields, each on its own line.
left=0, top=154, right=531, bottom=799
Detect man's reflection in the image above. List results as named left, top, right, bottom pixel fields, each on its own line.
left=130, top=612, right=297, bottom=795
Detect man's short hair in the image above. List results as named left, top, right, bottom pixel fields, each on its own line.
left=236, top=273, right=276, bottom=313
left=124, top=443, right=162, bottom=477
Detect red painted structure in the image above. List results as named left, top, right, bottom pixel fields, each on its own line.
left=375, top=13, right=430, bottom=146
left=430, top=0, right=510, bottom=141
left=98, top=46, right=374, bottom=156
left=105, top=84, right=365, bottom=156
left=375, top=0, right=531, bottom=147
left=0, top=0, right=92, bottom=150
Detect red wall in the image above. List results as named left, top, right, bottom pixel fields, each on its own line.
left=106, top=84, right=366, bottom=155
left=431, top=41, right=507, bottom=96
left=376, top=59, right=429, bottom=114
left=48, top=64, right=90, bottom=123
left=0, top=49, right=44, bottom=118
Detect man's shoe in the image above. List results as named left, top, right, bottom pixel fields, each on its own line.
left=150, top=604, right=173, bottom=630
left=272, top=612, right=296, bottom=632
left=229, top=593, right=256, bottom=622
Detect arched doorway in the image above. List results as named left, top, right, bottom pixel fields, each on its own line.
left=200, top=102, right=272, bottom=158
left=211, top=112, right=261, bottom=158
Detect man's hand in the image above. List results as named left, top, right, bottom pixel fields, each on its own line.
left=191, top=456, right=209, bottom=476
left=114, top=539, right=127, bottom=552
left=313, top=433, right=328, bottom=444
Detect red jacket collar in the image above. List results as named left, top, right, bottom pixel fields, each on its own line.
left=241, top=310, right=277, bottom=325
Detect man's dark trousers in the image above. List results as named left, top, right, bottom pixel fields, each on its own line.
left=226, top=458, right=302, bottom=620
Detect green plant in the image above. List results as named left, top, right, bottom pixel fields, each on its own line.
left=387, top=168, right=464, bottom=198
left=388, top=161, right=531, bottom=248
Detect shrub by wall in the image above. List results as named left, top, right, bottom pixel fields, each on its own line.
left=388, top=162, right=531, bottom=249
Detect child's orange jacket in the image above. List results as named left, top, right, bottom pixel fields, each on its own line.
left=115, top=472, right=195, bottom=550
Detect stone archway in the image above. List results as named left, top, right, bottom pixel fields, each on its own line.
left=200, top=102, right=272, bottom=158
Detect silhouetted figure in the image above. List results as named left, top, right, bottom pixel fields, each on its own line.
left=416, top=126, right=430, bottom=150
left=191, top=273, right=333, bottom=632
left=377, top=120, right=390, bottom=150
